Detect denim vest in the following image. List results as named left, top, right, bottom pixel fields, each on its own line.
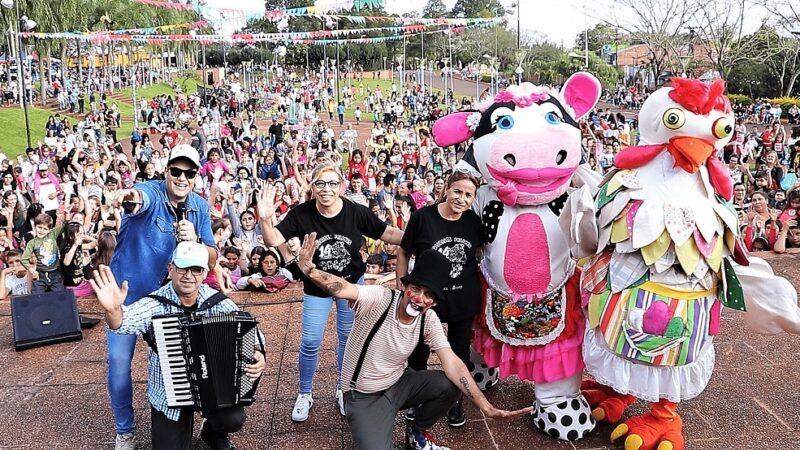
left=110, top=180, right=214, bottom=305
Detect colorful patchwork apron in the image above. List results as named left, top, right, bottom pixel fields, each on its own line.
left=588, top=281, right=721, bottom=366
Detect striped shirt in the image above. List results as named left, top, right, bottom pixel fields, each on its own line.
left=113, top=283, right=250, bottom=421
left=341, top=285, right=449, bottom=394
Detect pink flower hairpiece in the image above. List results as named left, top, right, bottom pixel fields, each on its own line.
left=494, top=88, right=551, bottom=108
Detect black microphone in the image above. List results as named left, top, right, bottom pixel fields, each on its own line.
left=175, top=201, right=187, bottom=241
left=176, top=201, right=187, bottom=223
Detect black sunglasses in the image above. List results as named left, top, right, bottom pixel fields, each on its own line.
left=169, top=167, right=198, bottom=179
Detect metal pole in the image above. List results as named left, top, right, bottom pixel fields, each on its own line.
left=448, top=27, right=453, bottom=112
left=420, top=32, right=424, bottom=96
left=201, top=40, right=207, bottom=105
left=132, top=64, right=138, bottom=129
left=517, top=3, right=521, bottom=49
left=336, top=42, right=340, bottom=104
left=17, top=29, right=31, bottom=148
left=402, top=35, right=407, bottom=88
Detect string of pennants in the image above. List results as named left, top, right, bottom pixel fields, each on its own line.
left=20, top=19, right=501, bottom=45
left=93, top=20, right=207, bottom=36
left=265, top=8, right=501, bottom=26
left=127, top=1, right=501, bottom=27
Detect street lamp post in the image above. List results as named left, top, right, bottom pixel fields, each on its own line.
left=15, top=10, right=35, bottom=149
left=515, top=65, right=523, bottom=85
left=190, top=30, right=207, bottom=105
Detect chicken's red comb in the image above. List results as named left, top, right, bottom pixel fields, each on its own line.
left=668, top=78, right=731, bottom=115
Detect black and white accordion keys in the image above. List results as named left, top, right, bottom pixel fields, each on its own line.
left=151, top=311, right=262, bottom=412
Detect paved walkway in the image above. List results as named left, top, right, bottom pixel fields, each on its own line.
left=0, top=252, right=798, bottom=449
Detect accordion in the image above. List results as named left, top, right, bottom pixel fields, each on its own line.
left=150, top=311, right=262, bottom=412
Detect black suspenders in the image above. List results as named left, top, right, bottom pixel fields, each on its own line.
left=349, top=289, right=426, bottom=391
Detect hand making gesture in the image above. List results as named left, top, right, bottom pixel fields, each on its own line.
left=89, top=265, right=128, bottom=329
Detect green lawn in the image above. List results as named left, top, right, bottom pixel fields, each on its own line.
left=118, top=79, right=199, bottom=102
left=0, top=107, right=54, bottom=157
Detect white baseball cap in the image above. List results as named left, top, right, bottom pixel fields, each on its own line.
left=171, top=241, right=209, bottom=270
left=168, top=144, right=200, bottom=169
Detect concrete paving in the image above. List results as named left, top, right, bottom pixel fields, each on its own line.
left=0, top=252, right=798, bottom=449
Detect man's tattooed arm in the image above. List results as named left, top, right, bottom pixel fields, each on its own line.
left=459, top=376, right=474, bottom=399
left=309, top=268, right=346, bottom=297
left=298, top=261, right=355, bottom=300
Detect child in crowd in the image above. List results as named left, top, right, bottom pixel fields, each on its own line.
left=21, top=211, right=65, bottom=293
left=0, top=249, right=33, bottom=299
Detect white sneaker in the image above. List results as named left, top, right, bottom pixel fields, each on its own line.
left=335, top=389, right=345, bottom=416
left=291, top=393, right=314, bottom=422
left=115, top=432, right=136, bottom=450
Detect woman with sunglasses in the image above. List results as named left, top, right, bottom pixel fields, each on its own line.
left=257, top=162, right=404, bottom=422
left=396, top=171, right=483, bottom=428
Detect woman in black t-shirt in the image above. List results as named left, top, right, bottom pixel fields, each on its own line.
left=257, top=162, right=404, bottom=421
left=397, top=171, right=482, bottom=427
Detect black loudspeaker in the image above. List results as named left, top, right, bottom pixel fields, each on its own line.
left=11, top=291, right=82, bottom=351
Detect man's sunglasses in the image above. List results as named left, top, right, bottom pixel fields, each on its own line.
left=169, top=167, right=198, bottom=179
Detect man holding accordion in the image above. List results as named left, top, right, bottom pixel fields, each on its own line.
left=91, top=241, right=266, bottom=450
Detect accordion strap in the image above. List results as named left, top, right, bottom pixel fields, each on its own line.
left=349, top=289, right=425, bottom=391
left=142, top=291, right=231, bottom=353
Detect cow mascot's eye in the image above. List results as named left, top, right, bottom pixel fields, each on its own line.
left=544, top=111, right=562, bottom=125
left=497, top=115, right=514, bottom=130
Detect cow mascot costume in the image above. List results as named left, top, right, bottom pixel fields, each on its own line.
left=560, top=77, right=800, bottom=450
left=431, top=73, right=602, bottom=441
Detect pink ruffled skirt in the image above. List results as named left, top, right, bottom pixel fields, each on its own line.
left=473, top=272, right=585, bottom=384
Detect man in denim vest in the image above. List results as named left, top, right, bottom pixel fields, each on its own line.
left=107, top=144, right=216, bottom=449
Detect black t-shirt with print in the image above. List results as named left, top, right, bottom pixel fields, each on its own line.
left=400, top=204, right=482, bottom=322
left=277, top=199, right=387, bottom=297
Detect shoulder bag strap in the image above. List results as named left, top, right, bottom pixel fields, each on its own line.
left=349, top=289, right=399, bottom=391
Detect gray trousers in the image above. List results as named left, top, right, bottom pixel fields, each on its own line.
left=344, top=369, right=460, bottom=450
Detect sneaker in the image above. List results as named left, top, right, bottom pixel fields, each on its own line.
left=446, top=400, right=466, bottom=428
left=291, top=393, right=313, bottom=422
left=404, top=426, right=451, bottom=450
left=114, top=432, right=136, bottom=450
left=335, top=389, right=345, bottom=416
left=200, top=419, right=236, bottom=450
left=405, top=406, right=418, bottom=422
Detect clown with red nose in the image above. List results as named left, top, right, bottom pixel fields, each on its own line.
left=432, top=73, right=604, bottom=442
left=560, top=78, right=800, bottom=450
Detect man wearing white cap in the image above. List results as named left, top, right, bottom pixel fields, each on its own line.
left=92, top=242, right=265, bottom=450
left=105, top=144, right=218, bottom=449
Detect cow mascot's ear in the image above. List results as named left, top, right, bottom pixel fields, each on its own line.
left=560, top=72, right=601, bottom=120
left=432, top=110, right=481, bottom=177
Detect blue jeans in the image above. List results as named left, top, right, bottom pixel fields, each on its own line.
left=106, top=329, right=138, bottom=434
left=298, top=289, right=357, bottom=394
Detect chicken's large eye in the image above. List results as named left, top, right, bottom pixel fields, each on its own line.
left=712, top=117, right=733, bottom=139
left=662, top=108, right=686, bottom=130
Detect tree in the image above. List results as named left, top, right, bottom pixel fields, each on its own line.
left=599, top=0, right=697, bottom=87
left=769, top=0, right=800, bottom=96
left=576, top=24, right=625, bottom=54
left=422, top=0, right=447, bottom=18
left=690, top=0, right=774, bottom=79
left=451, top=0, right=505, bottom=18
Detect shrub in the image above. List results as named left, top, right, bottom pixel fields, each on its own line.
left=766, top=97, right=800, bottom=111
left=727, top=93, right=753, bottom=105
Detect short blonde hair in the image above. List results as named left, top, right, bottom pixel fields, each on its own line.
left=310, top=162, right=343, bottom=183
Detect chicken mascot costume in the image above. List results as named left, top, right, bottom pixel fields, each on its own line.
left=431, top=73, right=602, bottom=441
left=560, top=77, right=800, bottom=450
